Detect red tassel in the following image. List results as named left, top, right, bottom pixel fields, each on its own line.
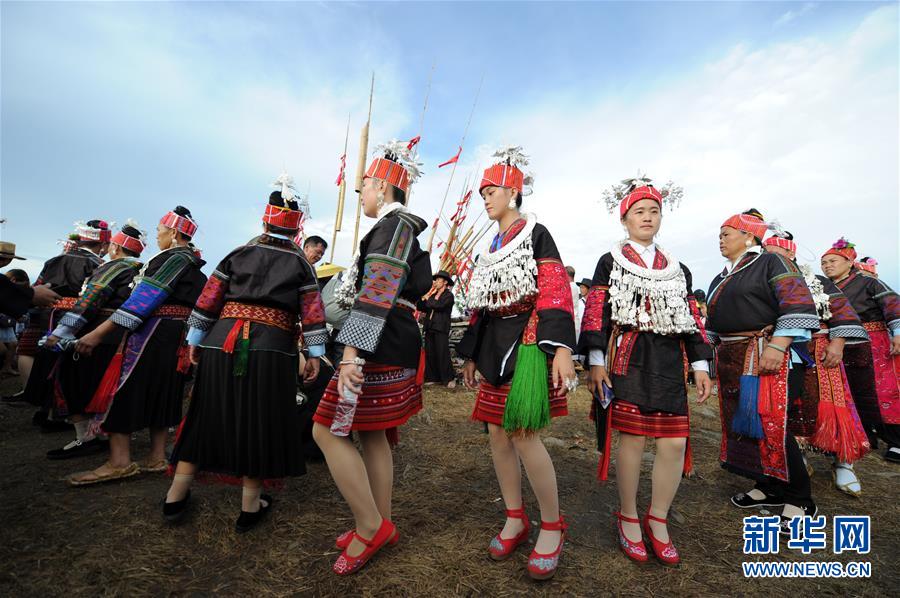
left=85, top=352, right=123, bottom=414
left=222, top=319, right=243, bottom=353
left=415, top=347, right=426, bottom=386
left=386, top=427, right=400, bottom=447
left=597, top=407, right=613, bottom=481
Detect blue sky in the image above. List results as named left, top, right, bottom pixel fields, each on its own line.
left=2, top=1, right=898, bottom=290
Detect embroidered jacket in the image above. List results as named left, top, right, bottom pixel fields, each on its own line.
left=457, top=216, right=575, bottom=386
left=812, top=274, right=868, bottom=342
left=111, top=246, right=207, bottom=331
left=835, top=269, right=900, bottom=337
left=336, top=210, right=432, bottom=368
left=185, top=234, right=327, bottom=355
left=51, top=257, right=143, bottom=342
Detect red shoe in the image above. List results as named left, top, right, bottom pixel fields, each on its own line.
left=332, top=518, right=396, bottom=575
left=614, top=511, right=648, bottom=563
left=488, top=507, right=531, bottom=560
left=527, top=516, right=567, bottom=580
left=336, top=527, right=400, bottom=550
left=643, top=511, right=680, bottom=565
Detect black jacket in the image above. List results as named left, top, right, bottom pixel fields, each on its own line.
left=417, top=290, right=454, bottom=334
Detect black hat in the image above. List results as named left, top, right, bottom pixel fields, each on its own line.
left=578, top=278, right=592, bottom=288
left=693, top=289, right=707, bottom=303
left=433, top=270, right=454, bottom=286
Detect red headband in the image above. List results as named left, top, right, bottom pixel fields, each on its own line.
left=160, top=211, right=198, bottom=238
left=619, top=185, right=663, bottom=217
left=855, top=259, right=877, bottom=275
left=262, top=203, right=303, bottom=230
left=111, top=231, right=145, bottom=255
left=479, top=163, right=525, bottom=195
left=721, top=213, right=767, bottom=239
left=76, top=221, right=112, bottom=243
left=366, top=157, right=410, bottom=193
left=764, top=236, right=796, bottom=253
left=822, top=237, right=856, bottom=262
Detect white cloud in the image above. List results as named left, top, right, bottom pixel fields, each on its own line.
left=471, top=4, right=899, bottom=290
left=774, top=2, right=818, bottom=28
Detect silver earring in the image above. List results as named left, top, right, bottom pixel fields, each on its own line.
left=507, top=198, right=516, bottom=210
left=744, top=239, right=752, bottom=247
left=376, top=192, right=385, bottom=209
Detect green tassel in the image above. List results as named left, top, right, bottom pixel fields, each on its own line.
left=503, top=343, right=550, bottom=433
left=233, top=335, right=250, bottom=377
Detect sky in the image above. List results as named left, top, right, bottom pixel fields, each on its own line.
left=2, top=1, right=898, bottom=292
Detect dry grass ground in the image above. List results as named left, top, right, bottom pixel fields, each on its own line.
left=0, top=373, right=897, bottom=597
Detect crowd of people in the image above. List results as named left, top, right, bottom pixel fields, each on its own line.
left=1, top=141, right=897, bottom=580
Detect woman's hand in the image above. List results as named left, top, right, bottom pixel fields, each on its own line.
left=588, top=365, right=612, bottom=395
left=552, top=347, right=576, bottom=391
left=75, top=330, right=101, bottom=357
left=189, top=345, right=201, bottom=365
left=760, top=337, right=791, bottom=374
left=337, top=362, right=364, bottom=397
left=822, top=338, right=845, bottom=368
left=463, top=359, right=479, bottom=389
left=303, top=357, right=320, bottom=384
left=43, top=335, right=60, bottom=350
left=695, top=371, right=712, bottom=403
left=891, top=335, right=900, bottom=356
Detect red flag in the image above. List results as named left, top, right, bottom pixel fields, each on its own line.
left=451, top=190, right=472, bottom=223
left=439, top=146, right=462, bottom=168
left=432, top=217, right=439, bottom=230
left=335, top=153, right=347, bottom=186
left=407, top=136, right=421, bottom=150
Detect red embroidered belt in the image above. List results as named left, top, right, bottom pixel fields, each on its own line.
left=863, top=321, right=887, bottom=333
left=221, top=302, right=296, bottom=332
left=153, top=304, right=193, bottom=320
left=51, top=297, right=77, bottom=310
left=488, top=300, right=536, bottom=317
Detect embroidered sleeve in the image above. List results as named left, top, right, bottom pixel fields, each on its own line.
left=52, top=260, right=140, bottom=339
left=766, top=254, right=819, bottom=335
left=532, top=225, right=576, bottom=353
left=683, top=266, right=715, bottom=362
left=336, top=217, right=415, bottom=354
left=577, top=254, right=612, bottom=355
left=298, top=261, right=328, bottom=350
left=185, top=259, right=232, bottom=339
left=112, top=252, right=196, bottom=331
left=867, top=276, right=900, bottom=335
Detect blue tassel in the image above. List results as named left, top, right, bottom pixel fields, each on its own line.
left=732, top=375, right=764, bottom=438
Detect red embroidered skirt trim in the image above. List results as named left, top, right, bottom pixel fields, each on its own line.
left=863, top=321, right=900, bottom=425
left=221, top=301, right=295, bottom=332
left=313, top=363, right=422, bottom=431
left=611, top=399, right=689, bottom=438
left=471, top=375, right=568, bottom=426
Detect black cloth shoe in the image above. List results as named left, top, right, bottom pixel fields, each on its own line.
left=1, top=390, right=29, bottom=405
left=235, top=494, right=273, bottom=533
left=731, top=491, right=785, bottom=509
left=779, top=504, right=819, bottom=536
left=46, top=437, right=108, bottom=460
left=163, top=490, right=192, bottom=524
left=884, top=447, right=900, bottom=463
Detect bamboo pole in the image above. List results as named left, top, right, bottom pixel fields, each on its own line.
left=406, top=61, right=435, bottom=208
left=352, top=73, right=375, bottom=250
left=328, top=115, right=351, bottom=264
left=426, top=74, right=484, bottom=252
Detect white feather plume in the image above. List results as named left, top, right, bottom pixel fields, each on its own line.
left=271, top=172, right=297, bottom=202
left=122, top=218, right=147, bottom=243
left=373, top=139, right=424, bottom=185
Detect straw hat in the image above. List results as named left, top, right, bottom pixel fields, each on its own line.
left=0, top=241, right=25, bottom=260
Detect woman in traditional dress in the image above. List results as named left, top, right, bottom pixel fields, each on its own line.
left=312, top=140, right=431, bottom=575
left=706, top=210, right=819, bottom=534
left=42, top=223, right=147, bottom=460
left=458, top=146, right=575, bottom=580
left=763, top=233, right=870, bottom=496
left=579, top=176, right=713, bottom=565
left=18, top=221, right=109, bottom=422
left=822, top=238, right=900, bottom=463
left=163, top=177, right=327, bottom=531
left=69, top=206, right=206, bottom=485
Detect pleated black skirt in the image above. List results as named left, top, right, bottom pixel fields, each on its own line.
left=23, top=349, right=59, bottom=409
left=170, top=347, right=305, bottom=479
left=103, top=319, right=189, bottom=434
left=59, top=343, right=119, bottom=416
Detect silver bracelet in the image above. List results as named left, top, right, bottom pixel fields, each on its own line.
left=339, top=357, right=366, bottom=367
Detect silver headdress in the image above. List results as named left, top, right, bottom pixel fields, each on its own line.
left=601, top=171, right=684, bottom=214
